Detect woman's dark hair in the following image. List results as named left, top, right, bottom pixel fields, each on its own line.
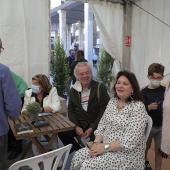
left=113, top=70, right=144, bottom=102
left=75, top=50, right=85, bottom=61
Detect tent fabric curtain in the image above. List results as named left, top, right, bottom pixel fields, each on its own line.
left=131, top=0, right=170, bottom=87
left=88, top=0, right=124, bottom=78
left=0, top=0, right=50, bottom=86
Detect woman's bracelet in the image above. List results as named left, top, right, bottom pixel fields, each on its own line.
left=148, top=105, right=151, bottom=111
left=93, top=140, right=102, bottom=143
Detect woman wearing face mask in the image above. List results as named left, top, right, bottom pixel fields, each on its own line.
left=21, top=74, right=61, bottom=157
left=141, top=63, right=165, bottom=170
left=22, top=74, right=61, bottom=114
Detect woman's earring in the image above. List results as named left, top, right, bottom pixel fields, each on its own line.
left=130, top=92, right=134, bottom=99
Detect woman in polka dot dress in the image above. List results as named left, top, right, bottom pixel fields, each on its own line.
left=70, top=70, right=148, bottom=170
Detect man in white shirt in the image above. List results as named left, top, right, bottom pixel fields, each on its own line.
left=92, top=54, right=98, bottom=67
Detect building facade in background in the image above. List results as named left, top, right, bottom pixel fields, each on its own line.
left=51, top=1, right=101, bottom=59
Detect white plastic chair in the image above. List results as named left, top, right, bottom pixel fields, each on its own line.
left=145, top=115, right=153, bottom=140
left=8, top=144, right=72, bottom=170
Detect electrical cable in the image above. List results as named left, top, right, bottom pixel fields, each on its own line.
left=129, top=0, right=170, bottom=28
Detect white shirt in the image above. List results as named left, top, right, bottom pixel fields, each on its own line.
left=92, top=54, right=98, bottom=60
left=21, top=87, right=61, bottom=114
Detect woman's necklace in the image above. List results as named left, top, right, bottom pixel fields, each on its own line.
left=117, top=101, right=126, bottom=110
left=117, top=104, right=125, bottom=109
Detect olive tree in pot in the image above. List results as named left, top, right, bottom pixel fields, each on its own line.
left=26, top=102, right=41, bottom=124
left=50, top=37, right=69, bottom=99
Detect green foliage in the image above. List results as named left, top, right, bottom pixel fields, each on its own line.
left=26, top=102, right=41, bottom=116
left=95, top=49, right=114, bottom=91
left=50, top=37, right=69, bottom=97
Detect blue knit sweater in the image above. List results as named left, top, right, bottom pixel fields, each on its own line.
left=0, top=64, right=21, bottom=136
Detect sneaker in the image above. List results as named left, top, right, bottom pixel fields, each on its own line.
left=145, top=161, right=152, bottom=170
left=58, top=160, right=63, bottom=168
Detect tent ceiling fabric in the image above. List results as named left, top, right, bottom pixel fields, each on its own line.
left=73, top=0, right=124, bottom=3
left=71, top=0, right=142, bottom=3
left=51, top=0, right=143, bottom=25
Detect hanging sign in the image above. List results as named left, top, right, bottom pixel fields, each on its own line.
left=125, top=36, right=131, bottom=46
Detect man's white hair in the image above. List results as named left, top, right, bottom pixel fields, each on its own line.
left=74, top=62, right=92, bottom=80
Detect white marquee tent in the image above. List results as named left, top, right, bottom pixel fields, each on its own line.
left=0, top=0, right=170, bottom=88
left=0, top=0, right=50, bottom=87
left=78, top=0, right=170, bottom=87
left=131, top=0, right=170, bottom=87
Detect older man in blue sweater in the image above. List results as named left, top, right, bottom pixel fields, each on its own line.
left=0, top=38, right=21, bottom=169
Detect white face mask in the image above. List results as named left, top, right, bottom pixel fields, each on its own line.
left=31, top=85, right=41, bottom=94
left=150, top=80, right=161, bottom=87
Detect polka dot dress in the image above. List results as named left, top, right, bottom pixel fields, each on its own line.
left=70, top=98, right=147, bottom=170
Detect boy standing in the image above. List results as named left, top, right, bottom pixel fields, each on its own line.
left=142, top=63, right=165, bottom=170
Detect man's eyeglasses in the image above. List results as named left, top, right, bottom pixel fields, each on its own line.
left=0, top=46, right=4, bottom=52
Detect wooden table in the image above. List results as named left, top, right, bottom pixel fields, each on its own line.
left=8, top=112, right=75, bottom=159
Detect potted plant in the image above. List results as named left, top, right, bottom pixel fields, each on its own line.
left=50, top=37, right=69, bottom=99
left=95, top=49, right=114, bottom=92
left=26, top=102, right=41, bottom=123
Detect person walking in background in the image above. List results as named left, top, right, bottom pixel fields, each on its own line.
left=92, top=53, right=98, bottom=67
left=71, top=50, right=88, bottom=85
left=8, top=71, right=28, bottom=160
left=58, top=62, right=110, bottom=153
left=141, top=63, right=165, bottom=170
left=0, top=38, right=22, bottom=169
left=70, top=70, right=147, bottom=170
left=66, top=49, right=75, bottom=85
left=160, top=80, right=170, bottom=158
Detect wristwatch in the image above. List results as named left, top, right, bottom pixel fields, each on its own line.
left=104, top=143, right=111, bottom=152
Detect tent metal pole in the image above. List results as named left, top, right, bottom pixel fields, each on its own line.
left=122, top=0, right=132, bottom=71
